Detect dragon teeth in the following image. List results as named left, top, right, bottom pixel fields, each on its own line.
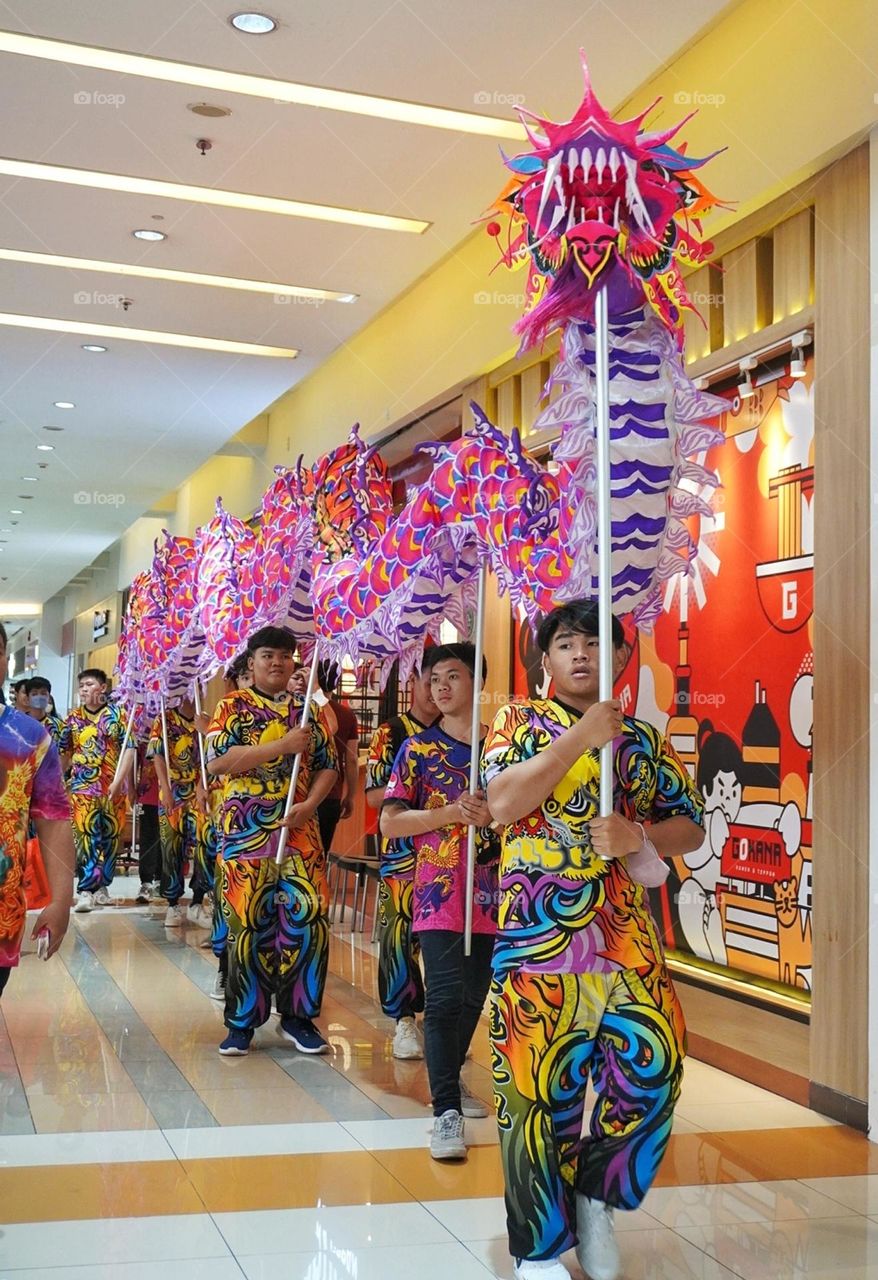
left=567, top=146, right=579, bottom=174
left=608, top=147, right=620, bottom=181
left=595, top=146, right=607, bottom=182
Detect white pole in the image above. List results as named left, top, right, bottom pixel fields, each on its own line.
left=160, top=696, right=172, bottom=793
left=464, top=563, right=488, bottom=956
left=112, top=702, right=138, bottom=785
left=594, top=286, right=614, bottom=820
left=276, top=644, right=321, bottom=866
left=192, top=681, right=209, bottom=791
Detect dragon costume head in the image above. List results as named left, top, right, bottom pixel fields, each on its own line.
left=486, top=52, right=726, bottom=350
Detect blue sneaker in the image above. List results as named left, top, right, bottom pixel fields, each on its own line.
left=278, top=1015, right=329, bottom=1054
left=218, top=1027, right=253, bottom=1056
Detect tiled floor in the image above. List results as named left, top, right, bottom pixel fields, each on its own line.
left=0, top=873, right=876, bottom=1277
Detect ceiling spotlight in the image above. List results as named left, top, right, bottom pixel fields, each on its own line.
left=737, top=355, right=757, bottom=400
left=789, top=328, right=812, bottom=380
left=16, top=495, right=33, bottom=500
left=53, top=400, right=74, bottom=409
left=133, top=228, right=166, bottom=241
left=42, top=425, right=63, bottom=432
left=9, top=509, right=22, bottom=515
left=81, top=343, right=107, bottom=352
left=36, top=443, right=55, bottom=451
left=229, top=11, right=277, bottom=33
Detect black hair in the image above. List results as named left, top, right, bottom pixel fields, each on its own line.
left=246, top=626, right=295, bottom=655
left=422, top=641, right=487, bottom=680
left=536, top=600, right=624, bottom=653
left=78, top=667, right=108, bottom=684
left=317, top=660, right=339, bottom=696
left=25, top=676, right=51, bottom=694
left=696, top=721, right=744, bottom=793
left=225, top=651, right=249, bottom=682
left=419, top=644, right=441, bottom=673
left=0, top=622, right=6, bottom=649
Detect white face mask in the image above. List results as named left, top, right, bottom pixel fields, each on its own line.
left=29, top=694, right=49, bottom=712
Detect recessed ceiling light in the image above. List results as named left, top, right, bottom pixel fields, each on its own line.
left=132, top=228, right=166, bottom=242
left=9, top=509, right=22, bottom=515
left=0, top=248, right=358, bottom=303
left=43, top=425, right=63, bottom=432
left=53, top=400, right=75, bottom=409
left=0, top=158, right=428, bottom=234
left=81, top=343, right=107, bottom=352
left=36, top=443, right=55, bottom=451
left=229, top=12, right=277, bottom=34
left=21, top=476, right=38, bottom=482
left=0, top=312, right=297, bottom=358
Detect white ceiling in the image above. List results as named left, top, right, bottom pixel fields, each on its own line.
left=0, top=0, right=734, bottom=604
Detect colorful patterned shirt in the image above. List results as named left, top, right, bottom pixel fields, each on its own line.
left=59, top=701, right=126, bottom=798
left=366, top=711, right=434, bottom=879
left=0, top=707, right=71, bottom=966
left=147, top=708, right=199, bottom=809
left=206, top=687, right=337, bottom=862
left=33, top=713, right=64, bottom=750
left=383, top=725, right=499, bottom=934
left=482, top=700, right=704, bottom=976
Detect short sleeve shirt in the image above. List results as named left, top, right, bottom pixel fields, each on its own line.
left=0, top=707, right=71, bottom=965
left=206, top=687, right=337, bottom=862
left=59, top=702, right=126, bottom=797
left=147, top=708, right=199, bottom=808
left=326, top=700, right=359, bottom=802
left=482, top=699, right=704, bottom=976
left=366, top=712, right=433, bottom=879
left=40, top=713, right=64, bottom=750
left=383, top=724, right=499, bottom=934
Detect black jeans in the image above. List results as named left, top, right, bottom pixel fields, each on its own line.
left=0, top=967, right=10, bottom=997
left=317, top=797, right=342, bottom=854
left=138, top=804, right=161, bottom=884
left=417, top=929, right=494, bottom=1116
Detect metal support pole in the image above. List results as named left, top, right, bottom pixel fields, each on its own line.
left=192, top=681, right=209, bottom=791
left=594, top=287, right=614, bottom=819
left=275, top=644, right=321, bottom=866
left=464, top=563, right=488, bottom=956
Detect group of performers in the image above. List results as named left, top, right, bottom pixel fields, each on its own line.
left=6, top=596, right=704, bottom=1280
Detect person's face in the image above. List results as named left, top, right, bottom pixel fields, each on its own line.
left=411, top=669, right=438, bottom=721
left=287, top=666, right=307, bottom=696
left=14, top=684, right=29, bottom=710
left=249, top=646, right=294, bottom=694
left=543, top=628, right=626, bottom=703
left=706, top=769, right=742, bottom=822
left=429, top=659, right=475, bottom=718
left=235, top=669, right=253, bottom=690
left=79, top=676, right=106, bottom=710
left=28, top=688, right=50, bottom=719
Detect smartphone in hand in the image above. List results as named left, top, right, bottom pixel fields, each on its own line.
left=36, top=929, right=50, bottom=961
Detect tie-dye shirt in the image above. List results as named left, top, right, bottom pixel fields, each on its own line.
left=383, top=725, right=499, bottom=934
left=206, top=688, right=337, bottom=863
left=147, top=708, right=199, bottom=809
left=59, top=701, right=126, bottom=797
left=0, top=707, right=71, bottom=966
left=366, top=711, right=435, bottom=879
left=482, top=699, right=703, bottom=976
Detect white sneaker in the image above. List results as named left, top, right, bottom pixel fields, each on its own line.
left=195, top=903, right=213, bottom=928
left=575, top=1195, right=620, bottom=1280
left=186, top=903, right=203, bottom=924
left=392, top=1017, right=423, bottom=1060
left=513, top=1260, right=571, bottom=1280
left=74, top=891, right=94, bottom=914
left=429, top=1109, right=466, bottom=1161
left=460, top=1078, right=490, bottom=1118
left=149, top=881, right=163, bottom=900
left=209, top=970, right=226, bottom=1002
left=93, top=887, right=112, bottom=907
left=135, top=883, right=151, bottom=904
left=164, top=904, right=186, bottom=927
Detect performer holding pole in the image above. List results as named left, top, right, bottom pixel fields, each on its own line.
left=206, top=627, right=337, bottom=1057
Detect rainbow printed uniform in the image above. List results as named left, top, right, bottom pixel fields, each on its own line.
left=366, top=711, right=433, bottom=1019
left=0, top=708, right=70, bottom=967
left=482, top=699, right=703, bottom=1263
left=207, top=689, right=337, bottom=1030
left=147, top=708, right=203, bottom=904
left=59, top=701, right=126, bottom=893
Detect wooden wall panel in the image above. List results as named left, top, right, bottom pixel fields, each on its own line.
left=773, top=209, right=814, bottom=321
left=723, top=237, right=774, bottom=343
left=810, top=144, right=870, bottom=1102
left=495, top=375, right=522, bottom=434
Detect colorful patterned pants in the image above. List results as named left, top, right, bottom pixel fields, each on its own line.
left=490, top=966, right=685, bottom=1262
left=158, top=804, right=202, bottom=904
left=211, top=850, right=229, bottom=957
left=196, top=810, right=220, bottom=897
left=220, top=852, right=329, bottom=1031
left=377, top=876, right=424, bottom=1020
left=71, top=794, right=124, bottom=892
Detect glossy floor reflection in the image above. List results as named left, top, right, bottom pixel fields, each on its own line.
left=0, top=874, right=875, bottom=1277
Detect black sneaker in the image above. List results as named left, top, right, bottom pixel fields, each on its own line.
left=278, top=1015, right=329, bottom=1054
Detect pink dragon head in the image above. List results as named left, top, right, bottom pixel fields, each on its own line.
left=485, top=52, right=727, bottom=349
